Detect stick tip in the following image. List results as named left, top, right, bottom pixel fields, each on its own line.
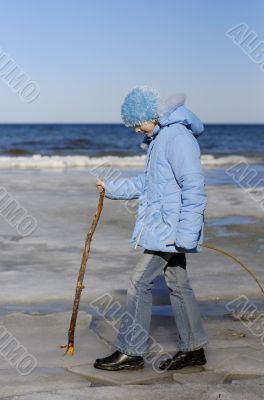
left=66, top=345, right=74, bottom=356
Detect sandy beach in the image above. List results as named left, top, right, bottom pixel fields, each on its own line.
left=0, top=167, right=263, bottom=399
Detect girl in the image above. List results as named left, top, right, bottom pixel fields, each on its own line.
left=94, top=86, right=208, bottom=371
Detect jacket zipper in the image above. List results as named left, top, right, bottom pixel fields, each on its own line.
left=134, top=221, right=145, bottom=249
left=145, top=138, right=154, bottom=172
left=134, top=137, right=157, bottom=249
left=134, top=134, right=159, bottom=249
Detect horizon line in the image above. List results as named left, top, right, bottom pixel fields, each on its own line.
left=0, top=122, right=263, bottom=125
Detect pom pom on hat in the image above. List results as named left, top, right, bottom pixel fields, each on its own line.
left=121, top=86, right=161, bottom=127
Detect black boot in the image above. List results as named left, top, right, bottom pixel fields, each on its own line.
left=94, top=350, right=144, bottom=371
left=159, top=348, right=206, bottom=370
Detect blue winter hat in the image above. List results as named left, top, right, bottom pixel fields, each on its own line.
left=121, top=86, right=161, bottom=127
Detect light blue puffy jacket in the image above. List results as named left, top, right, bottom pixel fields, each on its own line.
left=104, top=104, right=207, bottom=253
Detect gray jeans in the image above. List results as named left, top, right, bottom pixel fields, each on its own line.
left=115, top=249, right=208, bottom=356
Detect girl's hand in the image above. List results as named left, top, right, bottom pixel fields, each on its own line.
left=96, top=179, right=105, bottom=193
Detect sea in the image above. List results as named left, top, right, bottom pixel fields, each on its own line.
left=0, top=124, right=263, bottom=186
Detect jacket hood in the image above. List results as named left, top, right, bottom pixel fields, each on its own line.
left=140, top=97, right=204, bottom=149
left=158, top=104, right=204, bottom=138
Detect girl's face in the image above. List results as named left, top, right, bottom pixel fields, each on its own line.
left=134, top=121, right=156, bottom=136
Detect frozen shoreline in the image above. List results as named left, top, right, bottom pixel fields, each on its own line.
left=0, top=168, right=262, bottom=306
left=0, top=168, right=263, bottom=398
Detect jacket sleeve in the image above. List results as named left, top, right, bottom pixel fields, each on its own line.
left=166, top=133, right=207, bottom=250
left=104, top=173, right=145, bottom=200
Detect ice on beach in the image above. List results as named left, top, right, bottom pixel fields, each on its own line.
left=0, top=169, right=263, bottom=398
left=1, top=311, right=264, bottom=398
left=0, top=168, right=263, bottom=306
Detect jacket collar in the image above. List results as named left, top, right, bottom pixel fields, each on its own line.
left=140, top=122, right=162, bottom=148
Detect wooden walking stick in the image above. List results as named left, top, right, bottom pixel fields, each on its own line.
left=60, top=187, right=105, bottom=356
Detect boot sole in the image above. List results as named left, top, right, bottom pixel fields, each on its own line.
left=160, top=359, right=207, bottom=371
left=94, top=361, right=144, bottom=371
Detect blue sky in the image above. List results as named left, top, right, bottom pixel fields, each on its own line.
left=0, top=0, right=263, bottom=123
